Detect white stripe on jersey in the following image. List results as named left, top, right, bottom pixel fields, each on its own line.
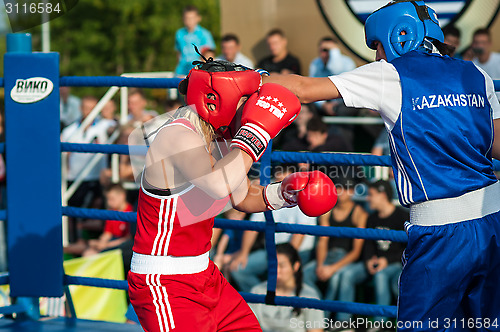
left=163, top=196, right=178, bottom=255
left=147, top=274, right=168, bottom=332
left=157, top=199, right=172, bottom=255
left=388, top=131, right=412, bottom=205
left=151, top=199, right=165, bottom=255
left=154, top=274, right=172, bottom=331
left=388, top=132, right=407, bottom=204
left=400, top=116, right=428, bottom=201
left=157, top=274, right=176, bottom=329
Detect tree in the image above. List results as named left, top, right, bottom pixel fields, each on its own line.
left=42, top=0, right=220, bottom=76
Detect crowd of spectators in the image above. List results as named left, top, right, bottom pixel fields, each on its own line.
left=0, top=4, right=495, bottom=331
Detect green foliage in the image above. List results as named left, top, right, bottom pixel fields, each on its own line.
left=33, top=0, right=220, bottom=76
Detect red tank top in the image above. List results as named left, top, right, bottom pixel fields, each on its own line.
left=132, top=119, right=230, bottom=257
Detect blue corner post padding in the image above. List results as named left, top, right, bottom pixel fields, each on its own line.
left=4, top=34, right=63, bottom=297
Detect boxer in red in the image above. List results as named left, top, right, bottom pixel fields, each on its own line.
left=128, top=58, right=337, bottom=332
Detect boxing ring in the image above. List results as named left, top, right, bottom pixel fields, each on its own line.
left=1, top=33, right=500, bottom=330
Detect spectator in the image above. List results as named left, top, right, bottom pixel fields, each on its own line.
left=277, top=104, right=315, bottom=151
left=303, top=178, right=367, bottom=322
left=250, top=243, right=324, bottom=332
left=470, top=28, right=500, bottom=100
left=230, top=165, right=318, bottom=292
left=211, top=209, right=245, bottom=273
left=303, top=117, right=353, bottom=180
left=83, top=184, right=133, bottom=256
left=61, top=96, right=116, bottom=244
left=127, top=89, right=158, bottom=126
left=201, top=47, right=216, bottom=61
left=442, top=25, right=461, bottom=58
left=306, top=117, right=351, bottom=153
left=219, top=33, right=254, bottom=68
left=258, top=29, right=301, bottom=75
left=99, top=99, right=119, bottom=139
left=309, top=37, right=356, bottom=117
left=364, top=180, right=408, bottom=323
left=174, top=5, right=215, bottom=76
left=100, top=124, right=138, bottom=204
left=60, top=86, right=81, bottom=129
left=164, top=99, right=183, bottom=116
left=101, top=99, right=117, bottom=121
left=309, top=37, right=355, bottom=78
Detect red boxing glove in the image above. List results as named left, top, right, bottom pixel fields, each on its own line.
left=264, top=171, right=337, bottom=217
left=230, top=83, right=300, bottom=161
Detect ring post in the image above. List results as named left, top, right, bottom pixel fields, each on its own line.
left=6, top=33, right=32, bottom=53
left=4, top=33, right=63, bottom=297
left=261, top=141, right=277, bottom=305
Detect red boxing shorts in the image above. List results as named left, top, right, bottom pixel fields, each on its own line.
left=128, top=261, right=262, bottom=332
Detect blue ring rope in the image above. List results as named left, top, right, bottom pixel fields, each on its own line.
left=62, top=206, right=137, bottom=222
left=60, top=76, right=183, bottom=88
left=60, top=274, right=395, bottom=317
left=272, top=150, right=392, bottom=166
left=0, top=273, right=8, bottom=286
left=242, top=293, right=396, bottom=318
left=64, top=275, right=128, bottom=290
left=61, top=142, right=147, bottom=156
left=0, top=304, right=26, bottom=315
left=61, top=207, right=408, bottom=242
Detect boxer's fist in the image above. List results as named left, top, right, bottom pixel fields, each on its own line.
left=263, top=171, right=337, bottom=217
left=230, top=83, right=300, bottom=161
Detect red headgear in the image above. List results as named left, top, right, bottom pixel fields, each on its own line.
left=179, top=60, right=261, bottom=134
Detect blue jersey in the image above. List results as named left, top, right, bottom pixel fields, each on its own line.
left=389, top=51, right=497, bottom=205
left=175, top=25, right=215, bottom=76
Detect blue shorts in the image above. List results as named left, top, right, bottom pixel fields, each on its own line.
left=398, top=210, right=500, bottom=331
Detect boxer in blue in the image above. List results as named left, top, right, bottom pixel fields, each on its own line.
left=265, top=1, right=500, bottom=330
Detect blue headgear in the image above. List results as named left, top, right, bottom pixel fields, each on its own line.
left=365, top=0, right=444, bottom=62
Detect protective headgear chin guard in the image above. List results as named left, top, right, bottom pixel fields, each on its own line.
left=178, top=59, right=261, bottom=136
left=365, top=0, right=444, bottom=62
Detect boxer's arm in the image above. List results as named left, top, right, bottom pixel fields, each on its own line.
left=232, top=178, right=268, bottom=213
left=315, top=212, right=331, bottom=267
left=493, top=119, right=500, bottom=160
left=262, top=74, right=340, bottom=104
left=148, top=125, right=253, bottom=200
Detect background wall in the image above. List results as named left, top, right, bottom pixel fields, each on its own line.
left=221, top=0, right=500, bottom=72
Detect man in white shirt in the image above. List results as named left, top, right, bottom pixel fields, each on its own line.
left=127, top=89, right=158, bottom=127
left=218, top=33, right=254, bottom=69
left=309, top=37, right=356, bottom=117
left=60, top=86, right=81, bottom=129
left=309, top=37, right=355, bottom=78
left=471, top=28, right=500, bottom=100
left=61, top=96, right=115, bottom=205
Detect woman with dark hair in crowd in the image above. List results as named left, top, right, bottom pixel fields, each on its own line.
left=250, top=243, right=324, bottom=332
